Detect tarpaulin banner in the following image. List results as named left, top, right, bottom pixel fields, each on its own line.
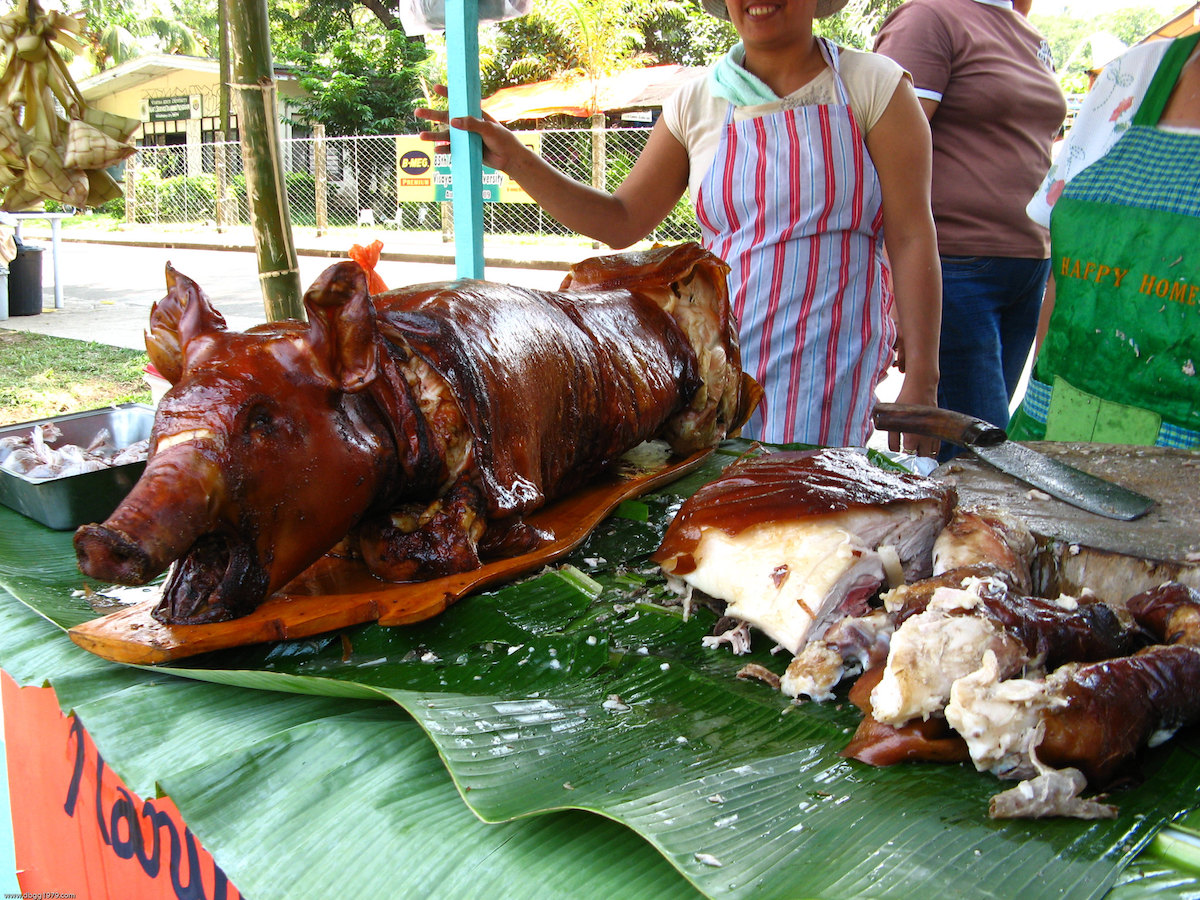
left=433, top=132, right=541, bottom=204
left=2, top=672, right=240, bottom=900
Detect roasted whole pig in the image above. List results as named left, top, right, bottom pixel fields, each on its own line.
left=74, top=243, right=756, bottom=625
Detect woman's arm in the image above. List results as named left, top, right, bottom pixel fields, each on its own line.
left=866, top=77, right=943, bottom=457
left=1034, top=273, right=1055, bottom=352
left=416, top=85, right=689, bottom=249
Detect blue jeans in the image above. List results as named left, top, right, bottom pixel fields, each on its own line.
left=937, top=255, right=1050, bottom=461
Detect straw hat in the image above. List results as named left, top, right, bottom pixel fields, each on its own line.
left=702, top=0, right=850, bottom=19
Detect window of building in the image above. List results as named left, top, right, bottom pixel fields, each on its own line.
left=201, top=116, right=240, bottom=176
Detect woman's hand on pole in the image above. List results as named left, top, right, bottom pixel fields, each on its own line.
left=415, top=83, right=522, bottom=172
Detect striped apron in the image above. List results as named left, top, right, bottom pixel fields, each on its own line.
left=695, top=38, right=894, bottom=447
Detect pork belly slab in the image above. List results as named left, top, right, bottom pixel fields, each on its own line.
left=652, top=449, right=956, bottom=655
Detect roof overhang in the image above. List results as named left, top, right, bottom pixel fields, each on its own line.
left=1139, top=2, right=1200, bottom=43
left=481, top=65, right=706, bottom=123
left=77, top=53, right=298, bottom=104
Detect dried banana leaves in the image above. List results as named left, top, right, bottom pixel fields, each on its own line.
left=0, top=2, right=139, bottom=211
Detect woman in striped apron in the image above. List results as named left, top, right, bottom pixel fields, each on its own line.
left=417, top=0, right=942, bottom=454
left=1010, top=33, right=1200, bottom=449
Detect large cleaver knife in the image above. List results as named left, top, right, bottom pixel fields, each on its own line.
left=873, top=403, right=1156, bottom=521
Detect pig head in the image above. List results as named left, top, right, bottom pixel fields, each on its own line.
left=74, top=262, right=439, bottom=624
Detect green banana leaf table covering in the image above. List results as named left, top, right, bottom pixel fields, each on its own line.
left=2, top=439, right=1200, bottom=900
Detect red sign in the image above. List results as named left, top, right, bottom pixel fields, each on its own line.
left=3, top=672, right=242, bottom=900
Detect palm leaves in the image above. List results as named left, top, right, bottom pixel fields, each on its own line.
left=76, top=0, right=210, bottom=69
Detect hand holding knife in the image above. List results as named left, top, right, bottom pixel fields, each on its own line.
left=872, top=403, right=1156, bottom=521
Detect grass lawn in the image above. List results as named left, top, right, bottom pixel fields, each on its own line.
left=0, top=329, right=152, bottom=427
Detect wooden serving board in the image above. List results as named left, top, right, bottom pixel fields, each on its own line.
left=68, top=449, right=712, bottom=665
left=936, top=442, right=1200, bottom=603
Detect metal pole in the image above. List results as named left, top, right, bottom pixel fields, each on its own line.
left=444, top=0, right=484, bottom=278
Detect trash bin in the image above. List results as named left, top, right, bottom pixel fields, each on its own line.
left=9, top=243, right=43, bottom=316
left=0, top=264, right=8, bottom=321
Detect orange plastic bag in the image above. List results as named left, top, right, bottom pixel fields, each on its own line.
left=348, top=240, right=388, bottom=294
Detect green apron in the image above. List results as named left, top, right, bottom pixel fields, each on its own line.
left=1009, top=33, right=1200, bottom=448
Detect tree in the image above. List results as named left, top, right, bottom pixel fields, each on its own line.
left=1030, top=8, right=1166, bottom=92
left=817, top=0, right=903, bottom=49
left=265, top=0, right=431, bottom=136
left=72, top=0, right=210, bottom=69
left=626, top=0, right=734, bottom=68
left=480, top=0, right=905, bottom=93
left=228, top=0, right=303, bottom=318
left=286, top=29, right=430, bottom=136
left=482, top=0, right=669, bottom=92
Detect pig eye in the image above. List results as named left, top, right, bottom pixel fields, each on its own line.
left=246, top=406, right=276, bottom=435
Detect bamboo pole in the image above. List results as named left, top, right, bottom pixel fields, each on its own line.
left=590, top=111, right=605, bottom=250
left=124, top=153, right=136, bottom=225
left=226, top=0, right=303, bottom=321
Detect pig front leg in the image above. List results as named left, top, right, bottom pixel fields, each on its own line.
left=357, top=479, right=554, bottom=582
left=358, top=481, right=489, bottom=581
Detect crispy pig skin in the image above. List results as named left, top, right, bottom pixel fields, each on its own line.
left=653, top=449, right=956, bottom=655
left=375, top=279, right=700, bottom=517
left=842, top=666, right=970, bottom=765
left=654, top=449, right=956, bottom=576
left=1126, top=582, right=1200, bottom=647
left=983, top=593, right=1138, bottom=666
left=1037, top=644, right=1200, bottom=786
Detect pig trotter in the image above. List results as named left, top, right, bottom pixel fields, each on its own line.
left=152, top=533, right=271, bottom=624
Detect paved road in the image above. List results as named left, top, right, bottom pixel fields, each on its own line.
left=2, top=242, right=572, bottom=350
left=2, top=238, right=911, bottom=448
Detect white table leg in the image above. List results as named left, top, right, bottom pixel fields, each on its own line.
left=51, top=217, right=62, bottom=309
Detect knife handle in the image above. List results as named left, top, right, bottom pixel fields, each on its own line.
left=872, top=403, right=1006, bottom=449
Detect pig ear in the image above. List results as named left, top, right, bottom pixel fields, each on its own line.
left=303, top=260, right=379, bottom=392
left=145, top=263, right=227, bottom=384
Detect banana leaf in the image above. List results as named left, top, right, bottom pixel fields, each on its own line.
left=0, top=584, right=700, bottom=900
left=3, top=441, right=1200, bottom=900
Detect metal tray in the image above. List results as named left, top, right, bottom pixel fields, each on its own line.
left=0, top=403, right=155, bottom=530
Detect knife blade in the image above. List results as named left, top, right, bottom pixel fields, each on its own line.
left=872, top=403, right=1156, bottom=521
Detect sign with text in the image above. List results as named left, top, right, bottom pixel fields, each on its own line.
left=144, top=95, right=201, bottom=122
left=433, top=131, right=540, bottom=204
left=394, top=137, right=438, bottom=202
left=3, top=673, right=242, bottom=900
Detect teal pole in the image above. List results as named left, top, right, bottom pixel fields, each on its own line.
left=444, top=0, right=485, bottom=279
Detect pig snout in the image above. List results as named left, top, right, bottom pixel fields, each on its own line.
left=75, top=522, right=162, bottom=585
left=74, top=449, right=222, bottom=586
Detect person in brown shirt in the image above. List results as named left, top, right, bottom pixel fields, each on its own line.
left=875, top=0, right=1066, bottom=458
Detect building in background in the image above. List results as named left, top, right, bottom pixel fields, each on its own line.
left=76, top=54, right=308, bottom=181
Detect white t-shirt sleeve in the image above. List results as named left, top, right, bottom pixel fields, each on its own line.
left=1026, top=40, right=1171, bottom=228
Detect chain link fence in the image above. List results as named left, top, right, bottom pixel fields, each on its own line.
left=122, top=127, right=702, bottom=244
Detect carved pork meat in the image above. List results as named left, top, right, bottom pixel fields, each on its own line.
left=74, top=243, right=756, bottom=625
left=652, top=449, right=956, bottom=655
left=870, top=580, right=1137, bottom=726
left=931, top=507, right=1036, bottom=594
left=781, top=505, right=1037, bottom=702
left=946, top=583, right=1200, bottom=785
